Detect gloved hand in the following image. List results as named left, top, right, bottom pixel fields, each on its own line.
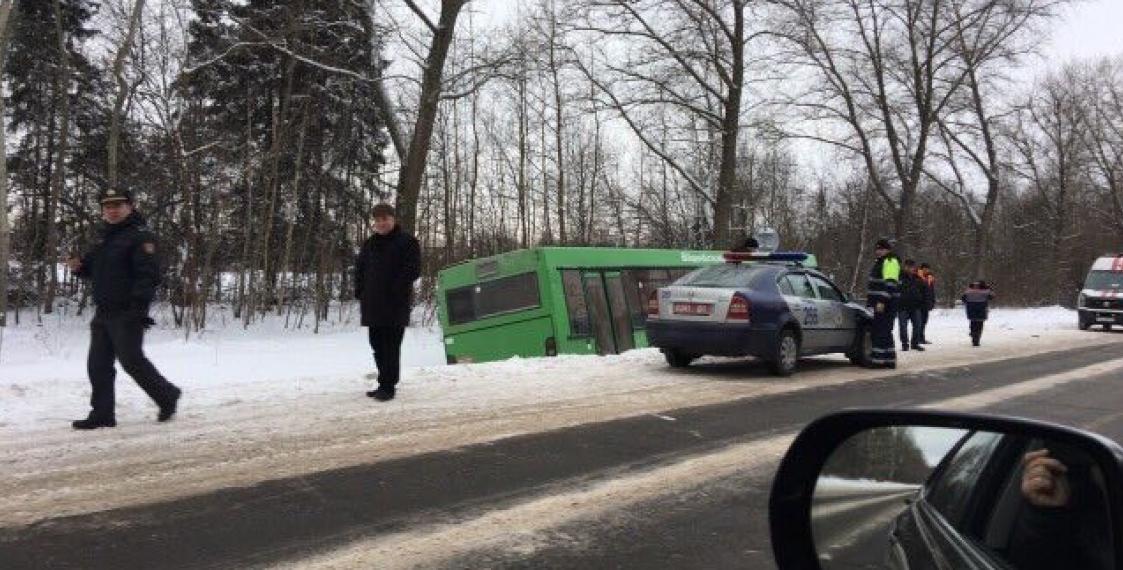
left=128, top=302, right=155, bottom=329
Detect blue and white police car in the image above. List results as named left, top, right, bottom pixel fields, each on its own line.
left=645, top=252, right=874, bottom=376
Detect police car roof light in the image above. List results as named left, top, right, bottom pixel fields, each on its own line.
left=723, top=251, right=809, bottom=265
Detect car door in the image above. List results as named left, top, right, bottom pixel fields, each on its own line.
left=809, top=274, right=856, bottom=351
left=890, top=431, right=1009, bottom=570
left=779, top=272, right=826, bottom=352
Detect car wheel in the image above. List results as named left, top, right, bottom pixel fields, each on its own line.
left=847, top=323, right=874, bottom=367
left=1106, top=324, right=1114, bottom=331
left=769, top=328, right=800, bottom=377
left=663, top=349, right=697, bottom=368
left=1078, top=317, right=1092, bottom=331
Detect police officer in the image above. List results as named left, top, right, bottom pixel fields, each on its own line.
left=67, top=189, right=181, bottom=429
left=867, top=238, right=901, bottom=368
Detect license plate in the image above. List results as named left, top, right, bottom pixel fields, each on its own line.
left=673, top=302, right=712, bottom=316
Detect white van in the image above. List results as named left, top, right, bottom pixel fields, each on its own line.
left=1078, top=254, right=1123, bottom=330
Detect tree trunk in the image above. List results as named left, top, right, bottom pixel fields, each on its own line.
left=394, top=0, right=469, bottom=234
left=44, top=0, right=73, bottom=315
left=108, top=0, right=146, bottom=194
left=0, top=0, right=17, bottom=328
left=713, top=2, right=745, bottom=247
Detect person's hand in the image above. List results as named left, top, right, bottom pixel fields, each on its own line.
left=1021, top=449, right=1071, bottom=508
left=65, top=256, right=82, bottom=272
left=875, top=302, right=885, bottom=314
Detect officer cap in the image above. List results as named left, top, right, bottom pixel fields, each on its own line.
left=98, top=189, right=133, bottom=205
left=874, top=238, right=893, bottom=250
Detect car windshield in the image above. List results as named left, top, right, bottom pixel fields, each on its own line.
left=1085, top=270, right=1123, bottom=291
left=676, top=264, right=767, bottom=288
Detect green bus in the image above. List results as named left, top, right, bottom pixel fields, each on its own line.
left=435, top=247, right=731, bottom=364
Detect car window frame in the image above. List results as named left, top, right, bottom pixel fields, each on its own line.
left=808, top=274, right=845, bottom=303
left=781, top=272, right=820, bottom=300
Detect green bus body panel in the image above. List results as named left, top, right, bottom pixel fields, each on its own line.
left=442, top=316, right=556, bottom=363
left=435, top=247, right=816, bottom=364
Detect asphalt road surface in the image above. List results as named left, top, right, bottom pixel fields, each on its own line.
left=5, top=342, right=1123, bottom=569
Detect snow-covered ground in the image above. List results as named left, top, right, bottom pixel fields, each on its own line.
left=0, top=305, right=1115, bottom=527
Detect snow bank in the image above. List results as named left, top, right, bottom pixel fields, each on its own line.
left=0, top=306, right=1083, bottom=434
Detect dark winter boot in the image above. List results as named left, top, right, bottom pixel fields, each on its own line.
left=368, top=388, right=396, bottom=402
left=72, top=415, right=116, bottom=430
left=901, top=344, right=910, bottom=351
left=157, top=386, right=182, bottom=423
left=911, top=344, right=925, bottom=351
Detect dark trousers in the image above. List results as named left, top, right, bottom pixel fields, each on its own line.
left=88, top=313, right=178, bottom=419
left=970, top=320, right=985, bottom=345
left=871, top=308, right=897, bottom=366
left=898, top=308, right=923, bottom=347
left=919, top=308, right=930, bottom=342
left=368, top=326, right=406, bottom=390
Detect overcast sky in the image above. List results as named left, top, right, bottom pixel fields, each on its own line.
left=468, top=0, right=1123, bottom=72
left=1037, top=0, right=1123, bottom=68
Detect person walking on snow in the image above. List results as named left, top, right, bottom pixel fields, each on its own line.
left=898, top=259, right=926, bottom=351
left=354, top=204, right=421, bottom=401
left=962, top=280, right=995, bottom=347
left=66, top=189, right=181, bottom=430
left=867, top=238, right=901, bottom=368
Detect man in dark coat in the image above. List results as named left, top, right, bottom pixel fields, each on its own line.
left=355, top=204, right=421, bottom=401
left=917, top=262, right=936, bottom=344
left=897, top=259, right=926, bottom=352
left=66, top=189, right=181, bottom=429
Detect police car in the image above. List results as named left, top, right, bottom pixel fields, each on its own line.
left=1078, top=254, right=1123, bottom=330
left=645, top=252, right=874, bottom=376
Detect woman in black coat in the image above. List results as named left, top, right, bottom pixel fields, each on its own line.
left=354, top=204, right=421, bottom=401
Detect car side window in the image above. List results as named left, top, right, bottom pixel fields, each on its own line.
left=925, top=431, right=1005, bottom=530
left=810, top=276, right=844, bottom=302
left=778, top=275, right=796, bottom=296
left=784, top=274, right=818, bottom=299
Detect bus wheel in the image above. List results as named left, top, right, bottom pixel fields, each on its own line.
left=664, top=349, right=696, bottom=368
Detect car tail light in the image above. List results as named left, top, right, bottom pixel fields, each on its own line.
left=647, top=290, right=660, bottom=317
left=727, top=293, right=751, bottom=321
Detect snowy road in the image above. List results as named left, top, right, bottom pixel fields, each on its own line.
left=3, top=309, right=1123, bottom=568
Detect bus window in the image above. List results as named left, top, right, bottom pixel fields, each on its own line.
left=622, top=269, right=683, bottom=328
left=446, top=272, right=541, bottom=325
left=562, top=270, right=592, bottom=337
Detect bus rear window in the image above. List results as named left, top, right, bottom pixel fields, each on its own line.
left=447, top=273, right=541, bottom=325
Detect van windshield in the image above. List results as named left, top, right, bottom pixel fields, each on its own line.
left=1085, top=270, right=1123, bottom=290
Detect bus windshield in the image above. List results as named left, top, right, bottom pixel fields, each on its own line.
left=676, top=264, right=766, bottom=288
left=1086, top=270, right=1123, bottom=291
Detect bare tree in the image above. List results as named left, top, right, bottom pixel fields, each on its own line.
left=380, top=0, right=471, bottom=233
left=0, top=0, right=16, bottom=328
left=107, top=0, right=146, bottom=194
left=772, top=0, right=1060, bottom=252
left=1009, top=67, right=1088, bottom=303
left=571, top=0, right=756, bottom=246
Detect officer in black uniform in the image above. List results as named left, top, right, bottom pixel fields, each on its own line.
left=67, top=189, right=181, bottom=429
left=867, top=238, right=902, bottom=369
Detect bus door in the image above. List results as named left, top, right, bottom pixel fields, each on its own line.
left=582, top=271, right=635, bottom=355
left=603, top=272, right=635, bottom=352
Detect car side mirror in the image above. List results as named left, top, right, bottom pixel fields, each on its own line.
left=769, top=409, right=1123, bottom=570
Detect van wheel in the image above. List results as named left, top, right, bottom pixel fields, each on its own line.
left=769, top=328, right=800, bottom=377
left=848, top=323, right=874, bottom=368
left=664, top=349, right=697, bottom=368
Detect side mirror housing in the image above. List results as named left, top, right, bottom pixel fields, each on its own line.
left=769, top=409, right=1123, bottom=569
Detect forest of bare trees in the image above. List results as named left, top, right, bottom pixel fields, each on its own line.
left=1, top=0, right=1121, bottom=331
